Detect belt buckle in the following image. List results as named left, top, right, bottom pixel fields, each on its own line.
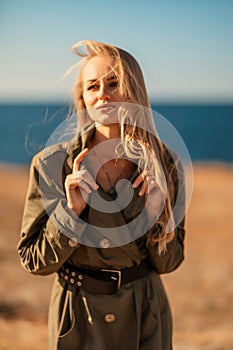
left=101, top=269, right=122, bottom=290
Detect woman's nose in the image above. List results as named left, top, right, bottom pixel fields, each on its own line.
left=98, top=85, right=111, bottom=101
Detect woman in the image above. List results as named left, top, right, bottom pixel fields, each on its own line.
left=18, top=40, right=186, bottom=350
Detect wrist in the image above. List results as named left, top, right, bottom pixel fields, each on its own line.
left=67, top=200, right=86, bottom=216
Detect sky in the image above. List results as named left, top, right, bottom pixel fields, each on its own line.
left=1, top=0, right=233, bottom=103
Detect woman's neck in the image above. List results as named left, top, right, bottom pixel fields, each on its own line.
left=94, top=124, right=120, bottom=144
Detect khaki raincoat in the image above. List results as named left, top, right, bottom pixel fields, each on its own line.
left=18, top=128, right=185, bottom=350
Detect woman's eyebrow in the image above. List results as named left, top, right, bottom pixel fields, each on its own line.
left=86, top=79, right=98, bottom=84
left=85, top=75, right=117, bottom=85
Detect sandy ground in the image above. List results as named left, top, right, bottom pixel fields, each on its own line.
left=0, top=163, right=232, bottom=350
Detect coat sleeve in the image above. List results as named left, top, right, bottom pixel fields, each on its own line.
left=148, top=218, right=185, bottom=274
left=147, top=154, right=187, bottom=274
left=17, top=150, right=87, bottom=276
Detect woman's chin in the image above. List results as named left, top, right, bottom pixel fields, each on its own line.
left=91, top=112, right=119, bottom=126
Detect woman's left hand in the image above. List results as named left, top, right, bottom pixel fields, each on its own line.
left=132, top=170, right=157, bottom=196
left=133, top=171, right=175, bottom=243
left=132, top=170, right=164, bottom=218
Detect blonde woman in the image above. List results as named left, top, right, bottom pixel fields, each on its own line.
left=18, top=40, right=186, bottom=350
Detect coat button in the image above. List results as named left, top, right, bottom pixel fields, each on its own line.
left=104, top=313, right=116, bottom=323
left=99, top=238, right=110, bottom=248
left=68, top=238, right=80, bottom=248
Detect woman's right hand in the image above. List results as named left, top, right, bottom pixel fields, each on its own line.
left=65, top=148, right=98, bottom=216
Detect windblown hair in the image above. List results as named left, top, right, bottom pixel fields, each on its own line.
left=71, top=40, right=176, bottom=254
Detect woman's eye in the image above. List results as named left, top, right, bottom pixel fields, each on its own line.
left=87, top=84, right=99, bottom=91
left=110, top=81, right=119, bottom=88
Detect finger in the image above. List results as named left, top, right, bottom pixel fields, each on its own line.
left=139, top=174, right=157, bottom=196
left=132, top=169, right=155, bottom=188
left=73, top=148, right=89, bottom=173
left=132, top=173, right=145, bottom=188
left=66, top=181, right=91, bottom=206
left=80, top=170, right=99, bottom=190
left=65, top=172, right=98, bottom=192
left=78, top=180, right=92, bottom=194
left=65, top=173, right=82, bottom=190
left=139, top=180, right=148, bottom=196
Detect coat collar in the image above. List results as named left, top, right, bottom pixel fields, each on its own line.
left=65, top=124, right=95, bottom=173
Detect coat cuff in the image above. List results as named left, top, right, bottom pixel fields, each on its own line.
left=50, top=199, right=87, bottom=246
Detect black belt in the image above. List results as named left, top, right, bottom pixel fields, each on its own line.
left=58, top=259, right=151, bottom=295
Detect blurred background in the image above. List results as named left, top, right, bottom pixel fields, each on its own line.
left=0, top=0, right=232, bottom=349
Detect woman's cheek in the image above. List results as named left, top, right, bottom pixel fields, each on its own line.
left=83, top=93, right=95, bottom=108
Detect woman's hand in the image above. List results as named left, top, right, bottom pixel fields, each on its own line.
left=133, top=171, right=175, bottom=243
left=132, top=170, right=164, bottom=218
left=132, top=170, right=157, bottom=197
left=65, top=148, right=98, bottom=216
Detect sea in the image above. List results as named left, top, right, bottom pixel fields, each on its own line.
left=0, top=103, right=232, bottom=165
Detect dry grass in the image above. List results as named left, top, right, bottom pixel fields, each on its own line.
left=0, top=163, right=232, bottom=349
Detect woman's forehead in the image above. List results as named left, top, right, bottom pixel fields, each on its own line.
left=82, top=56, right=116, bottom=82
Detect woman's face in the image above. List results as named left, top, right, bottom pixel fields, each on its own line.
left=82, top=56, right=123, bottom=125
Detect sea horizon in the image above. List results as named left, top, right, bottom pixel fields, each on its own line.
left=0, top=102, right=232, bottom=165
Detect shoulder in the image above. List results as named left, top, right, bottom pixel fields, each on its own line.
left=31, top=143, right=69, bottom=167
left=28, top=143, right=76, bottom=188
left=30, top=124, right=94, bottom=170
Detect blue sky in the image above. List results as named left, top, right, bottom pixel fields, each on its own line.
left=1, top=0, right=233, bottom=103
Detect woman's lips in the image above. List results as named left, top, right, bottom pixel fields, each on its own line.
left=96, top=103, right=115, bottom=111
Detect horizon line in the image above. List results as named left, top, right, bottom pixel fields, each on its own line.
left=0, top=98, right=232, bottom=106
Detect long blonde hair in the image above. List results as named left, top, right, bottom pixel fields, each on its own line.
left=71, top=40, right=176, bottom=254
